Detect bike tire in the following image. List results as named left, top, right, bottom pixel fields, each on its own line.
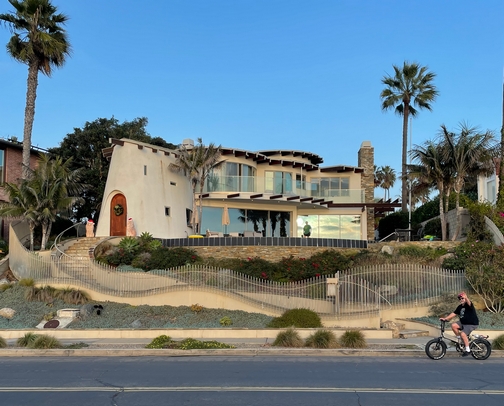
left=425, top=339, right=447, bottom=360
left=470, top=338, right=491, bottom=360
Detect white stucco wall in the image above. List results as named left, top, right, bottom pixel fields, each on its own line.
left=95, top=140, right=194, bottom=239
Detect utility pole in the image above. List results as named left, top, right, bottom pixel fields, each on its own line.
left=408, top=117, right=412, bottom=239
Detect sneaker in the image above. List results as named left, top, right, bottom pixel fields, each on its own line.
left=461, top=351, right=471, bottom=357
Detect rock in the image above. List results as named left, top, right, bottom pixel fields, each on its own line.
left=79, top=304, right=95, bottom=319
left=0, top=307, right=16, bottom=319
left=380, top=320, right=404, bottom=339
left=439, top=253, right=455, bottom=262
left=130, top=319, right=142, bottom=328
left=0, top=278, right=9, bottom=285
left=381, top=245, right=394, bottom=255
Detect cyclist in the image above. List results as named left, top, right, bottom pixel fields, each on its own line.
left=440, top=292, right=479, bottom=357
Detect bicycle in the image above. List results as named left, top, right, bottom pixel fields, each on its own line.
left=425, top=320, right=492, bottom=360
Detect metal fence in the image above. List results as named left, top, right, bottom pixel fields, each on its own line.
left=8, top=226, right=467, bottom=317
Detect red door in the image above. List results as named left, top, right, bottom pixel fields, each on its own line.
left=110, top=194, right=127, bottom=236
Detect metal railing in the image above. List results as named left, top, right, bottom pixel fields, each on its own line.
left=8, top=224, right=466, bottom=317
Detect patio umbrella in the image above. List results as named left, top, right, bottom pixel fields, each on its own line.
left=222, top=205, right=230, bottom=233
left=191, top=202, right=199, bottom=233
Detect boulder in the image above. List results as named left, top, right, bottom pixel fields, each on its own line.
left=0, top=307, right=16, bottom=319
left=380, top=320, right=404, bottom=339
left=381, top=245, right=394, bottom=255
left=130, top=319, right=142, bottom=328
left=79, top=304, right=95, bottom=319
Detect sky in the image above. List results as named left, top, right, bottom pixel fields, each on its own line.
left=1, top=0, right=503, bottom=201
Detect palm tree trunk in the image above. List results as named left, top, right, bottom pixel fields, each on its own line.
left=401, top=106, right=409, bottom=212
left=439, top=193, right=447, bottom=241
left=23, top=62, right=39, bottom=179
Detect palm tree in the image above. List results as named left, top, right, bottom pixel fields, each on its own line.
left=409, top=140, right=452, bottom=240
left=381, top=61, right=439, bottom=211
left=0, top=181, right=39, bottom=250
left=0, top=0, right=70, bottom=179
left=28, top=154, right=85, bottom=249
left=196, top=140, right=222, bottom=227
left=378, top=165, right=396, bottom=200
left=441, top=123, right=494, bottom=240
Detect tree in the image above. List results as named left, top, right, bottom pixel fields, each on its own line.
left=168, top=138, right=222, bottom=233
left=380, top=61, right=439, bottom=211
left=48, top=117, right=175, bottom=222
left=28, top=154, right=85, bottom=249
left=409, top=140, right=452, bottom=240
left=441, top=123, right=494, bottom=240
left=0, top=0, right=70, bottom=179
left=376, top=165, right=396, bottom=200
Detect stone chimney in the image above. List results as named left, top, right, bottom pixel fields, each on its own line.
left=358, top=141, right=374, bottom=241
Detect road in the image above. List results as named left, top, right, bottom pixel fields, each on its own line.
left=1, top=355, right=504, bottom=405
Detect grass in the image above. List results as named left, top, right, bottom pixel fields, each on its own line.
left=0, top=336, right=7, bottom=348
left=17, top=332, right=39, bottom=347
left=305, top=329, right=339, bottom=349
left=492, top=334, right=504, bottom=350
left=339, top=330, right=367, bottom=348
left=29, top=335, right=62, bottom=349
left=273, top=328, right=304, bottom=347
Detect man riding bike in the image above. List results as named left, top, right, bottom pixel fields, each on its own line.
left=440, top=292, right=479, bottom=357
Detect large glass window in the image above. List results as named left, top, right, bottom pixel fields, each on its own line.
left=296, top=214, right=361, bottom=239
left=206, top=162, right=256, bottom=192
left=0, top=150, right=4, bottom=184
left=310, top=177, right=350, bottom=198
left=265, top=171, right=294, bottom=194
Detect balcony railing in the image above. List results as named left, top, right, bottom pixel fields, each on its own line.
left=203, top=175, right=364, bottom=203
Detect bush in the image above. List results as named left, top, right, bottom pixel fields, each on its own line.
left=144, top=247, right=199, bottom=270
left=146, top=335, right=172, bottom=349
left=272, top=328, right=304, bottom=347
left=492, top=334, right=504, bottom=350
left=234, top=257, right=278, bottom=280
left=25, top=285, right=57, bottom=302
left=305, top=329, right=338, bottom=348
left=17, top=332, right=39, bottom=347
left=0, top=283, right=12, bottom=292
left=18, top=278, right=35, bottom=287
left=190, top=304, right=203, bottom=313
left=57, top=288, right=90, bottom=305
left=267, top=308, right=322, bottom=328
left=219, top=316, right=232, bottom=326
left=423, top=218, right=442, bottom=239
left=29, top=335, right=62, bottom=349
left=118, top=236, right=141, bottom=255
left=178, top=338, right=234, bottom=350
left=339, top=330, right=367, bottom=348
left=0, top=336, right=7, bottom=348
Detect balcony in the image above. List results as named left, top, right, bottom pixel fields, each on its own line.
left=203, top=175, right=364, bottom=203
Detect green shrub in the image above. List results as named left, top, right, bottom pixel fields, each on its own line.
left=57, top=288, right=90, bottom=305
left=178, top=338, right=234, bottom=350
left=272, top=328, right=304, bottom=347
left=25, top=285, right=57, bottom=302
left=0, top=283, right=12, bottom=292
left=492, top=334, right=504, bottom=350
left=146, top=335, right=172, bottom=349
left=306, top=250, right=352, bottom=274
left=305, top=329, right=338, bottom=348
left=43, top=311, right=57, bottom=321
left=267, top=308, right=322, bottom=328
left=0, top=336, right=7, bottom=348
left=423, top=218, right=442, bottom=238
left=144, top=247, right=199, bottom=270
left=105, top=248, right=136, bottom=266
left=398, top=245, right=447, bottom=259
left=339, top=330, right=367, bottom=348
left=219, top=316, right=232, bottom=326
left=131, top=252, right=152, bottom=270
left=29, top=335, right=62, bottom=349
left=17, top=332, right=39, bottom=347
left=235, top=257, right=278, bottom=280
left=18, top=278, right=35, bottom=287
left=118, top=236, right=141, bottom=255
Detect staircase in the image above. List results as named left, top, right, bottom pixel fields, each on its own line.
left=381, top=320, right=430, bottom=339
left=62, top=237, right=102, bottom=259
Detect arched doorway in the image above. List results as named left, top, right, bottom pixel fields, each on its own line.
left=110, top=194, right=127, bottom=236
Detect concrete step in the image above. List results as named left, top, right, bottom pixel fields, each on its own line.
left=399, top=330, right=430, bottom=339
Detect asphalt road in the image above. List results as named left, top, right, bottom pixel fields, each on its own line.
left=1, top=355, right=504, bottom=406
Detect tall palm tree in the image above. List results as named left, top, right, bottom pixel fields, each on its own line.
left=441, top=123, right=494, bottom=240
left=0, top=0, right=70, bottom=179
left=196, top=140, right=222, bottom=228
left=381, top=61, right=439, bottom=211
left=409, top=140, right=452, bottom=240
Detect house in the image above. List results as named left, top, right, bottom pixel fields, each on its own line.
left=0, top=138, right=44, bottom=241
left=95, top=138, right=399, bottom=241
left=477, top=159, right=499, bottom=205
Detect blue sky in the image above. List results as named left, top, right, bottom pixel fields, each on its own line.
left=1, top=0, right=503, bottom=201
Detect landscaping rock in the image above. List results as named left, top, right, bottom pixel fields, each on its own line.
left=380, top=320, right=404, bottom=339
left=79, top=304, right=95, bottom=319
left=381, top=245, right=394, bottom=255
left=0, top=307, right=16, bottom=319
left=130, top=319, right=142, bottom=328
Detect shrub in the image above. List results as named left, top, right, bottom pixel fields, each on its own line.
left=131, top=252, right=152, bottom=270
left=43, top=311, right=57, bottom=321
left=18, top=278, right=35, bottom=287
left=272, top=328, right=304, bottom=347
left=178, top=338, right=234, bottom=350
left=144, top=247, right=199, bottom=270
left=190, top=304, right=203, bottom=313
left=306, top=250, right=352, bottom=275
left=0, top=336, right=7, bottom=348
left=57, top=288, right=90, bottom=305
left=235, top=257, right=278, bottom=280
left=492, top=334, right=504, bottom=350
left=0, top=283, right=12, bottom=292
left=220, top=316, right=232, bottom=326
left=267, top=308, right=322, bottom=328
left=25, top=285, right=57, bottom=302
left=305, top=329, right=338, bottom=349
left=118, top=236, right=141, bottom=255
left=17, top=332, right=39, bottom=347
left=423, top=218, right=442, bottom=239
left=146, top=335, right=172, bottom=349
left=339, top=330, right=367, bottom=348
left=29, top=335, right=62, bottom=349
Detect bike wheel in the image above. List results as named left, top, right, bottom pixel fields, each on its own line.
left=425, top=339, right=447, bottom=360
left=470, top=339, right=492, bottom=360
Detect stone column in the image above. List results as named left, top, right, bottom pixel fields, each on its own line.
left=358, top=141, right=375, bottom=241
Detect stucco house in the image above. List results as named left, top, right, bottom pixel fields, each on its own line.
left=95, top=138, right=399, bottom=241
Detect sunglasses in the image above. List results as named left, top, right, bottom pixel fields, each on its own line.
left=458, top=296, right=464, bottom=300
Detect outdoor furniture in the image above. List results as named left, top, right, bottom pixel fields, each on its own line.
left=206, top=230, right=223, bottom=238
left=243, top=231, right=262, bottom=237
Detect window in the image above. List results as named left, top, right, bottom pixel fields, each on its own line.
left=144, top=165, right=147, bottom=175
left=310, top=177, right=350, bottom=197
left=186, top=208, right=192, bottom=226
left=165, top=207, right=170, bottom=216
left=170, top=181, right=176, bottom=186
left=265, top=171, right=293, bottom=194
left=0, top=150, right=4, bottom=184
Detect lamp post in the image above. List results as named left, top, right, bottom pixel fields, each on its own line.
left=408, top=117, right=412, bottom=240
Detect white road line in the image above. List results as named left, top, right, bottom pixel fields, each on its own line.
left=0, top=387, right=503, bottom=395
